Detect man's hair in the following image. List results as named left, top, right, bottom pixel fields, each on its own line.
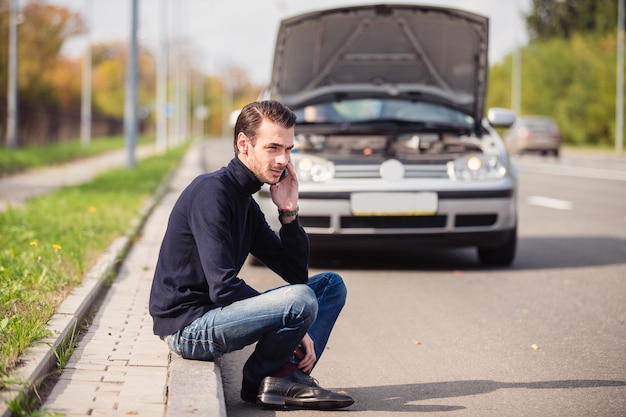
left=233, top=100, right=297, bottom=153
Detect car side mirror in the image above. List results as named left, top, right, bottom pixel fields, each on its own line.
left=487, top=108, right=516, bottom=128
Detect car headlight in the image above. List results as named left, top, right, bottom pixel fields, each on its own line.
left=292, top=154, right=335, bottom=182
left=448, top=154, right=507, bottom=180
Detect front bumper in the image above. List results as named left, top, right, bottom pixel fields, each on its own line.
left=256, top=188, right=517, bottom=250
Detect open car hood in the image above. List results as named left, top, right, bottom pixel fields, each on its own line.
left=269, top=4, right=489, bottom=125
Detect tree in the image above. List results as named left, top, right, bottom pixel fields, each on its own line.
left=201, top=67, right=262, bottom=138
left=0, top=1, right=262, bottom=143
left=487, top=34, right=619, bottom=147
left=91, top=42, right=156, bottom=119
left=525, top=0, right=619, bottom=41
left=0, top=0, right=84, bottom=104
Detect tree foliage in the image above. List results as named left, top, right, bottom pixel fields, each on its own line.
left=487, top=0, right=623, bottom=147
left=201, top=66, right=262, bottom=138
left=0, top=1, right=262, bottom=141
left=90, top=42, right=156, bottom=119
left=0, top=0, right=84, bottom=104
left=487, top=32, right=619, bottom=147
left=525, top=0, right=619, bottom=40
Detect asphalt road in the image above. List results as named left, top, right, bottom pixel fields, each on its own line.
left=199, top=140, right=626, bottom=417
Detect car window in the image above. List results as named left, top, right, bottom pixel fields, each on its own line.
left=518, top=118, right=558, bottom=132
left=296, top=99, right=474, bottom=126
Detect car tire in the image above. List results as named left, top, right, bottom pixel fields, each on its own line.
left=477, top=227, right=517, bottom=266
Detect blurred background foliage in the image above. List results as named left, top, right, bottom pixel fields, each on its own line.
left=0, top=0, right=624, bottom=147
left=488, top=0, right=623, bottom=147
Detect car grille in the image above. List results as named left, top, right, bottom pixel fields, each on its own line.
left=455, top=214, right=497, bottom=227
left=299, top=216, right=332, bottom=228
left=333, top=164, right=449, bottom=179
left=299, top=214, right=497, bottom=230
left=341, top=215, right=447, bottom=228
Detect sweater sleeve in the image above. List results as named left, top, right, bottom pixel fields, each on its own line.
left=249, top=207, right=310, bottom=284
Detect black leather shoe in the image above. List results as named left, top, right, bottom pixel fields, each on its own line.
left=240, top=378, right=259, bottom=404
left=256, top=369, right=354, bottom=410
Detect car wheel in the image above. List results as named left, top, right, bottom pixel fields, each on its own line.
left=477, top=227, right=517, bottom=266
left=553, top=148, right=560, bottom=158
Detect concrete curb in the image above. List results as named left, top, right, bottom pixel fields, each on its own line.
left=166, top=355, right=226, bottom=417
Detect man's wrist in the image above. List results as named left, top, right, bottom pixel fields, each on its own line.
left=278, top=205, right=299, bottom=223
left=278, top=205, right=299, bottom=218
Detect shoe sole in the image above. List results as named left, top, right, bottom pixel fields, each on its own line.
left=258, top=393, right=354, bottom=410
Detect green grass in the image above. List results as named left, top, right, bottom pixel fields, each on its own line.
left=0, top=143, right=187, bottom=378
left=0, top=135, right=153, bottom=177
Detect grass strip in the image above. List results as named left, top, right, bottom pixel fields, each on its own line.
left=0, top=143, right=187, bottom=379
left=0, top=136, right=152, bottom=177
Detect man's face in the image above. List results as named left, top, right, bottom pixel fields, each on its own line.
left=237, top=119, right=294, bottom=185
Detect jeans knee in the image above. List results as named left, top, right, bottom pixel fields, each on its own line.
left=325, top=272, right=348, bottom=305
left=283, top=285, right=318, bottom=325
left=333, top=272, right=347, bottom=295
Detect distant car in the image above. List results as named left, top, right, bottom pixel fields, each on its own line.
left=505, top=116, right=561, bottom=157
left=256, top=4, right=519, bottom=266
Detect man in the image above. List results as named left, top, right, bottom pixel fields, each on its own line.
left=149, top=100, right=354, bottom=410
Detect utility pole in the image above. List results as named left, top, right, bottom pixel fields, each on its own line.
left=511, top=0, right=523, bottom=117
left=170, top=1, right=182, bottom=146
left=193, top=55, right=206, bottom=141
left=124, top=0, right=139, bottom=168
left=6, top=0, right=19, bottom=149
left=81, top=0, right=93, bottom=146
left=616, top=0, right=624, bottom=154
left=512, top=47, right=522, bottom=116
left=156, top=0, right=168, bottom=153
left=222, top=74, right=232, bottom=139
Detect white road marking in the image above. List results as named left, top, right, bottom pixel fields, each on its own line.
left=517, top=162, right=626, bottom=181
left=528, top=196, right=573, bottom=210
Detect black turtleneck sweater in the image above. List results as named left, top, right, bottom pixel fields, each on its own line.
left=149, top=157, right=310, bottom=337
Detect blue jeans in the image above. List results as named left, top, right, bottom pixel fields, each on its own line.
left=163, top=271, right=347, bottom=384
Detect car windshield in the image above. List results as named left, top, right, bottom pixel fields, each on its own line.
left=295, top=98, right=474, bottom=127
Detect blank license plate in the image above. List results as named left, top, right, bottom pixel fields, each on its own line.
left=351, top=192, right=438, bottom=216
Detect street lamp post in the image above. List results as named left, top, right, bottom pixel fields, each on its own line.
left=81, top=0, right=92, bottom=146
left=6, top=0, right=19, bottom=149
left=156, top=0, right=168, bottom=153
left=512, top=47, right=522, bottom=116
left=616, top=0, right=624, bottom=154
left=124, top=0, right=139, bottom=168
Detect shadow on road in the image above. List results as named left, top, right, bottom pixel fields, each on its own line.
left=342, top=379, right=626, bottom=413
left=303, top=236, right=625, bottom=271
left=224, top=370, right=626, bottom=415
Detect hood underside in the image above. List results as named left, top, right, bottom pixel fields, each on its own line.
left=269, top=4, right=489, bottom=122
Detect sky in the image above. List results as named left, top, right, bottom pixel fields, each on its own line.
left=50, top=0, right=532, bottom=85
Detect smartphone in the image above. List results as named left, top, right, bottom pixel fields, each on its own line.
left=279, top=167, right=289, bottom=182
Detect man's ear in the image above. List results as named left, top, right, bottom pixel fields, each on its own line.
left=236, top=132, right=249, bottom=154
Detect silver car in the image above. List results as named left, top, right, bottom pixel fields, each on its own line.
left=505, top=115, right=562, bottom=157
left=255, top=4, right=518, bottom=266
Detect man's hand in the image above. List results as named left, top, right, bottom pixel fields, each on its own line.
left=270, top=160, right=298, bottom=214
left=295, top=333, right=316, bottom=373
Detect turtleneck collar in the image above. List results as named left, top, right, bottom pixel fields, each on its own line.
left=227, top=156, right=264, bottom=195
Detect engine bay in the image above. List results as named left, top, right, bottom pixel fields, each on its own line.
left=294, top=132, right=486, bottom=163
